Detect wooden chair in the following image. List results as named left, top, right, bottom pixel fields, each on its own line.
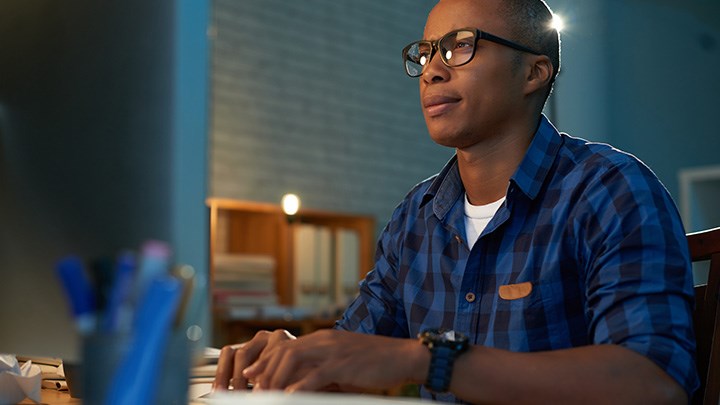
left=688, top=227, right=720, bottom=404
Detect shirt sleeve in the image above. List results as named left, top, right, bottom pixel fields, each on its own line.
left=576, top=157, right=699, bottom=398
left=334, top=201, right=411, bottom=337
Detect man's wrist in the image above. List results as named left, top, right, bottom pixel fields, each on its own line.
left=407, top=337, right=432, bottom=384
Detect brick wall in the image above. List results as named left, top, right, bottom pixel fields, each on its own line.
left=210, top=0, right=450, bottom=233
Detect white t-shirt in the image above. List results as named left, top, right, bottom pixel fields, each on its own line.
left=464, top=193, right=506, bottom=248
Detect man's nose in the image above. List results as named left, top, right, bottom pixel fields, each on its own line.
left=422, top=49, right=450, bottom=83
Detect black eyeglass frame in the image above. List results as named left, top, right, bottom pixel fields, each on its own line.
left=402, top=28, right=543, bottom=77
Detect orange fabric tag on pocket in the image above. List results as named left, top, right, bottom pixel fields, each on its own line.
left=498, top=282, right=533, bottom=300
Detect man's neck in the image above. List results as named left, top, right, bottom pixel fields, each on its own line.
left=457, top=118, right=536, bottom=206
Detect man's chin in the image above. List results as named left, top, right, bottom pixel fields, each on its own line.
left=428, top=130, right=465, bottom=148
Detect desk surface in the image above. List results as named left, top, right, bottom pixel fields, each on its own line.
left=21, top=384, right=212, bottom=405
left=26, top=389, right=433, bottom=405
left=202, top=391, right=433, bottom=404
left=18, top=389, right=81, bottom=404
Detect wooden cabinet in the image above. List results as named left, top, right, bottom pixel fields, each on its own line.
left=207, top=198, right=376, bottom=344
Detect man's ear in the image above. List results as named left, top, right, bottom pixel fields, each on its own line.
left=524, top=55, right=553, bottom=96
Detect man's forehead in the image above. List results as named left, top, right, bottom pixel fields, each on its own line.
left=424, top=0, right=505, bottom=39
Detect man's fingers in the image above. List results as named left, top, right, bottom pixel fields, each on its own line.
left=212, top=329, right=297, bottom=391
left=268, top=329, right=296, bottom=344
left=263, top=343, right=303, bottom=390
left=213, top=344, right=241, bottom=390
left=285, top=367, right=329, bottom=393
left=249, top=341, right=285, bottom=389
left=231, top=331, right=272, bottom=390
left=249, top=331, right=302, bottom=390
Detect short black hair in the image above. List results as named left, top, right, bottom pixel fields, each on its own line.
left=498, top=0, right=561, bottom=96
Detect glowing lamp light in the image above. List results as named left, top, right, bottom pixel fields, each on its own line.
left=551, top=13, right=565, bottom=33
left=281, top=193, right=300, bottom=216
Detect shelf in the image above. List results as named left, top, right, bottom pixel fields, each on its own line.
left=206, top=198, right=375, bottom=344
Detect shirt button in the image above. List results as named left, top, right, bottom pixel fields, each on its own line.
left=454, top=235, right=462, bottom=244
left=465, top=292, right=476, bottom=303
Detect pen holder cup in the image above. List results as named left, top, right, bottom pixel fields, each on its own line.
left=81, top=331, right=191, bottom=405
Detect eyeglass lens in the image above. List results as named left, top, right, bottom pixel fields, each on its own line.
left=404, top=30, right=476, bottom=77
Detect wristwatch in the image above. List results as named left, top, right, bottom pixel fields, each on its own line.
left=419, top=329, right=469, bottom=393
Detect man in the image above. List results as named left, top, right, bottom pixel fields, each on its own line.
left=214, top=0, right=699, bottom=403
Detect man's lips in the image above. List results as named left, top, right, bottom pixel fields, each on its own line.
left=423, top=95, right=461, bottom=117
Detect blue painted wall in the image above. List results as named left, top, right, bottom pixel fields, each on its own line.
left=549, top=0, right=720, bottom=200
left=605, top=0, right=720, bottom=199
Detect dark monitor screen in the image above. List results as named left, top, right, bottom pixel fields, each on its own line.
left=0, top=0, right=178, bottom=359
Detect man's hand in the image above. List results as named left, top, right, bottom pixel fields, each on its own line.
left=213, top=329, right=296, bottom=391
left=243, top=329, right=428, bottom=392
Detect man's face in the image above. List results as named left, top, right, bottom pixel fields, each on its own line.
left=420, top=0, right=527, bottom=149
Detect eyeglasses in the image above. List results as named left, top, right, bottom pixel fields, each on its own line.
left=402, top=28, right=542, bottom=77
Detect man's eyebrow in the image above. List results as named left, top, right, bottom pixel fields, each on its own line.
left=423, top=27, right=473, bottom=41
left=422, top=29, right=444, bottom=41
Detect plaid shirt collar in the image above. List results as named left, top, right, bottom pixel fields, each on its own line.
left=422, top=114, right=564, bottom=221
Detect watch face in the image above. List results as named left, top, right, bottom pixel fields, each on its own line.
left=421, top=329, right=469, bottom=351
left=440, top=330, right=461, bottom=341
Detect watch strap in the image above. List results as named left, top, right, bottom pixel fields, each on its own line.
left=425, top=345, right=455, bottom=393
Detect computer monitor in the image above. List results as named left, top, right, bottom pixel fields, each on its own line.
left=0, top=0, right=208, bottom=359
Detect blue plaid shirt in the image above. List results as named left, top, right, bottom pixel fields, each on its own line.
left=336, top=115, right=699, bottom=402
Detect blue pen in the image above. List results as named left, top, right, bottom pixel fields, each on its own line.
left=104, top=276, right=182, bottom=405
left=133, top=240, right=172, bottom=304
left=56, top=256, right=97, bottom=335
left=101, top=251, right=136, bottom=332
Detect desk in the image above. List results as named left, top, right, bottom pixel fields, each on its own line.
left=19, top=386, right=211, bottom=405
left=18, top=389, right=80, bottom=404
left=26, top=388, right=431, bottom=405
left=201, top=391, right=433, bottom=404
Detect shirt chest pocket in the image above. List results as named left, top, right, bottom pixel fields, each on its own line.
left=478, top=280, right=555, bottom=351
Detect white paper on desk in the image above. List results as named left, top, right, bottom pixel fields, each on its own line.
left=194, top=347, right=221, bottom=367
left=192, top=364, right=218, bottom=378
left=200, top=391, right=439, bottom=405
left=0, top=354, right=42, bottom=404
left=204, top=347, right=221, bottom=359
left=189, top=382, right=213, bottom=400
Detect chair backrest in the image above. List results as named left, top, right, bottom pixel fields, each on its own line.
left=688, top=227, right=720, bottom=405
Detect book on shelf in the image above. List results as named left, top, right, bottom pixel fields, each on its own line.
left=214, top=254, right=275, bottom=277
left=213, top=272, right=275, bottom=282
left=293, top=224, right=362, bottom=310
left=221, top=306, right=260, bottom=320
left=213, top=278, right=275, bottom=291
left=335, top=228, right=361, bottom=306
left=213, top=253, right=274, bottom=298
left=211, top=223, right=363, bottom=317
left=294, top=224, right=333, bottom=310
left=214, top=292, right=279, bottom=307
left=214, top=253, right=275, bottom=271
